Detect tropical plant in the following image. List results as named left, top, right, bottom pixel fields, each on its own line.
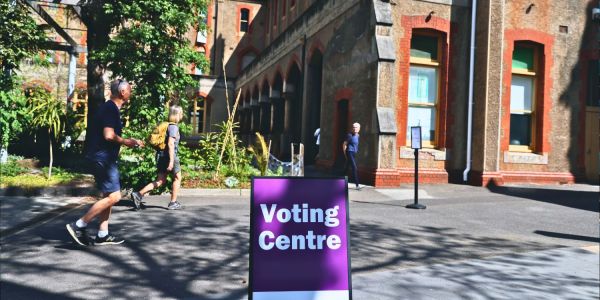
left=29, top=90, right=64, bottom=178
left=248, top=132, right=270, bottom=176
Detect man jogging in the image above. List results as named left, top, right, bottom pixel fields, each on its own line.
left=66, top=79, right=143, bottom=246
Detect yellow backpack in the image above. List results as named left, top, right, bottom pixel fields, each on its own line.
left=147, top=122, right=175, bottom=151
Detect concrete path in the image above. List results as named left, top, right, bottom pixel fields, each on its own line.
left=1, top=183, right=598, bottom=299
left=353, top=245, right=599, bottom=300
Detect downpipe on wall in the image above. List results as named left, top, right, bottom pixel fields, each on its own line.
left=463, top=0, right=478, bottom=182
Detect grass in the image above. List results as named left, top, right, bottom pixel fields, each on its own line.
left=0, top=164, right=89, bottom=189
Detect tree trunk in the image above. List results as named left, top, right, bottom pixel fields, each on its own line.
left=82, top=1, right=110, bottom=152
left=48, top=129, right=53, bottom=179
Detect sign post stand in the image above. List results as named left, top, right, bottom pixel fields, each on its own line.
left=407, top=126, right=426, bottom=209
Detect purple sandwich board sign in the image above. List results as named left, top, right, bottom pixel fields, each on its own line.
left=249, top=177, right=352, bottom=300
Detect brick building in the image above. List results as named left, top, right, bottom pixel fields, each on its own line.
left=19, top=0, right=599, bottom=186
left=214, top=0, right=599, bottom=186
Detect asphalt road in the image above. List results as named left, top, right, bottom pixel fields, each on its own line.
left=1, top=184, right=598, bottom=299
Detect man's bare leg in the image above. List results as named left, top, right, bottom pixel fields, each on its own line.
left=81, top=191, right=121, bottom=224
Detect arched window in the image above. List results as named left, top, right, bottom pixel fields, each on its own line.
left=240, top=8, right=250, bottom=32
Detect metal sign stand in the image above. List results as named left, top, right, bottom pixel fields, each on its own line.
left=407, top=126, right=426, bottom=209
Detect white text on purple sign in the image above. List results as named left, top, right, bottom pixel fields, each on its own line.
left=258, top=204, right=342, bottom=251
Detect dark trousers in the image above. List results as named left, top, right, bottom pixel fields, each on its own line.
left=345, top=151, right=359, bottom=187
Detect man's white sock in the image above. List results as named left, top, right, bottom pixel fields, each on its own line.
left=75, top=219, right=87, bottom=228
left=97, top=230, right=109, bottom=238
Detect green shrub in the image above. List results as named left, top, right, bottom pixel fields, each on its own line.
left=0, top=85, right=32, bottom=149
left=118, top=126, right=162, bottom=192
left=0, top=156, right=28, bottom=177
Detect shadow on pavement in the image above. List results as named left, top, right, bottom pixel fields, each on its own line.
left=1, top=281, right=80, bottom=300
left=487, top=185, right=599, bottom=213
left=534, top=230, right=600, bottom=243
left=349, top=223, right=559, bottom=274
left=0, top=195, right=581, bottom=299
left=1, top=205, right=251, bottom=299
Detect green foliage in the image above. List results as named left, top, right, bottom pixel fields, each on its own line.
left=178, top=141, right=203, bottom=171
left=0, top=1, right=47, bottom=89
left=0, top=81, right=31, bottom=148
left=30, top=90, right=64, bottom=139
left=62, top=105, right=86, bottom=153
left=248, top=132, right=269, bottom=176
left=92, top=0, right=210, bottom=127
left=0, top=156, right=27, bottom=177
left=195, top=132, right=222, bottom=171
left=118, top=126, right=161, bottom=191
left=29, top=89, right=64, bottom=178
left=84, top=0, right=212, bottom=189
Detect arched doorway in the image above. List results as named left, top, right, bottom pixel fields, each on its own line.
left=305, top=50, right=323, bottom=165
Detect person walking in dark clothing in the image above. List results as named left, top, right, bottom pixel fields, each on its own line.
left=66, top=79, right=144, bottom=246
left=343, top=122, right=361, bottom=190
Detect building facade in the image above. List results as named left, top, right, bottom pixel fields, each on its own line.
left=226, top=0, right=599, bottom=186
left=18, top=0, right=598, bottom=186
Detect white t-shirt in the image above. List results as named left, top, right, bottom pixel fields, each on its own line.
left=314, top=128, right=321, bottom=145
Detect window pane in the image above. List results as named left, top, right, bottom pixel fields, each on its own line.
left=510, top=114, right=532, bottom=146
left=410, top=35, right=438, bottom=61
left=407, top=106, right=436, bottom=142
left=240, top=22, right=249, bottom=32
left=510, top=75, right=533, bottom=112
left=241, top=9, right=249, bottom=20
left=196, top=30, right=207, bottom=43
left=409, top=66, right=437, bottom=104
left=512, top=46, right=534, bottom=71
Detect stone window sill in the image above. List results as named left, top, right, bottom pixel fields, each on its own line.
left=503, top=151, right=548, bottom=165
left=400, top=147, right=446, bottom=161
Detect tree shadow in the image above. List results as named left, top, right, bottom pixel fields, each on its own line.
left=558, top=1, right=599, bottom=183
left=534, top=230, right=600, bottom=243
left=1, top=204, right=251, bottom=299
left=0, top=193, right=592, bottom=299
left=349, top=222, right=598, bottom=299
left=487, top=184, right=599, bottom=212
left=353, top=246, right=599, bottom=300
left=1, top=281, right=81, bottom=300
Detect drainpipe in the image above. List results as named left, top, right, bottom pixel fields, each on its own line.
left=463, top=0, right=478, bottom=182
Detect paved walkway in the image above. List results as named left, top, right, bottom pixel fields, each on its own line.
left=353, top=246, right=599, bottom=300
left=1, top=183, right=598, bottom=299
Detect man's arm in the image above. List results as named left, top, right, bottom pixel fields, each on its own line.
left=342, top=141, right=348, bottom=159
left=103, top=127, right=140, bottom=148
